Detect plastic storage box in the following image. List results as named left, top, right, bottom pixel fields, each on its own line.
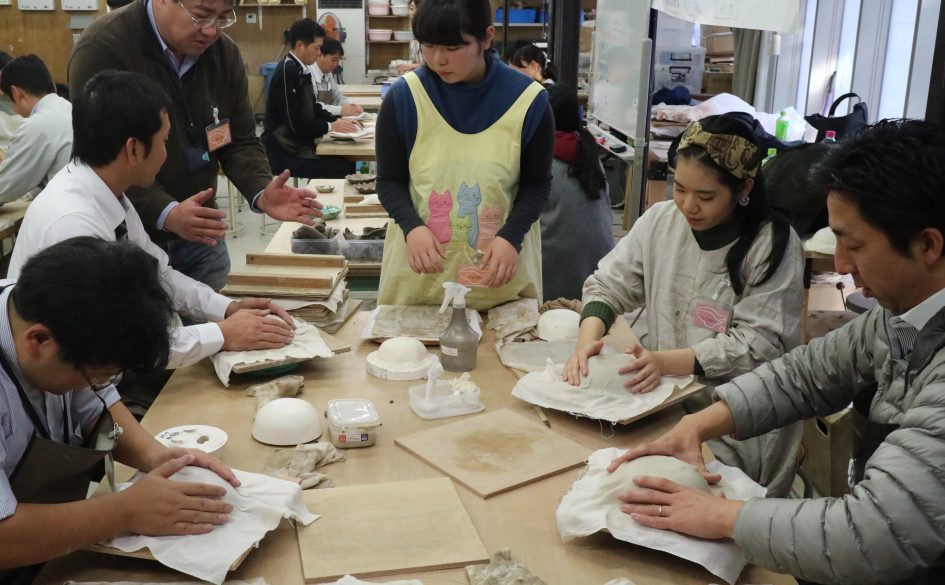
left=342, top=239, right=384, bottom=262
left=260, top=62, right=278, bottom=94
left=327, top=399, right=381, bottom=449
left=290, top=233, right=341, bottom=255
left=653, top=46, right=706, bottom=94
left=495, top=8, right=536, bottom=23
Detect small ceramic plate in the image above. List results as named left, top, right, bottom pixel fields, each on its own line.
left=314, top=184, right=335, bottom=193
left=322, top=204, right=342, bottom=220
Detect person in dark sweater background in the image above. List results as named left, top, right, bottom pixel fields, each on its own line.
left=375, top=0, right=554, bottom=309
left=262, top=18, right=359, bottom=179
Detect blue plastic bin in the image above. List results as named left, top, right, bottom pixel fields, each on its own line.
left=260, top=61, right=278, bottom=95
left=495, top=8, right=536, bottom=23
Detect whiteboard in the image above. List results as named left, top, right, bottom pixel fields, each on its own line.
left=590, top=0, right=652, bottom=139
left=651, top=0, right=802, bottom=33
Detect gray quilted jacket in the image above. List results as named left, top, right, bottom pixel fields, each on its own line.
left=715, top=305, right=945, bottom=584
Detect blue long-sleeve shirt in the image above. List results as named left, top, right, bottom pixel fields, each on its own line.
left=376, top=50, right=554, bottom=250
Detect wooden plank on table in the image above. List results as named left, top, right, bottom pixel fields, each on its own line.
left=88, top=544, right=251, bottom=572
left=227, top=271, right=335, bottom=290
left=297, top=477, right=489, bottom=583
left=395, top=408, right=590, bottom=499
left=343, top=204, right=387, bottom=218
left=224, top=263, right=347, bottom=295
left=246, top=253, right=346, bottom=269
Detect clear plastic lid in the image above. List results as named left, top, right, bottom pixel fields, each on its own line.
left=327, top=399, right=381, bottom=428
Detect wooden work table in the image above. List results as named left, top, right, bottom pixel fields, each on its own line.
left=36, top=313, right=794, bottom=585
left=338, top=84, right=383, bottom=97
left=315, top=136, right=377, bottom=161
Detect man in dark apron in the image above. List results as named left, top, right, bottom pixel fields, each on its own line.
left=598, top=119, right=945, bottom=584
left=0, top=237, right=237, bottom=581
left=311, top=37, right=363, bottom=119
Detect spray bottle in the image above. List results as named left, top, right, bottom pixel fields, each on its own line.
left=438, top=282, right=478, bottom=372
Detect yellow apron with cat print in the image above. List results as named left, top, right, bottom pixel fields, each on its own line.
left=377, top=72, right=544, bottom=310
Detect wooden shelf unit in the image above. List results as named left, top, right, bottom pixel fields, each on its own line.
left=366, top=13, right=411, bottom=71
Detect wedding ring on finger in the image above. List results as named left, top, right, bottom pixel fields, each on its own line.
left=657, top=504, right=663, bottom=517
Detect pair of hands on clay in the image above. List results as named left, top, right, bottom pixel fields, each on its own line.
left=164, top=171, right=323, bottom=246
left=340, top=103, right=364, bottom=117
left=331, top=118, right=361, bottom=133
left=405, top=225, right=519, bottom=287
left=121, top=449, right=239, bottom=536
left=605, top=418, right=744, bottom=540
left=563, top=341, right=664, bottom=393
left=219, top=297, right=296, bottom=351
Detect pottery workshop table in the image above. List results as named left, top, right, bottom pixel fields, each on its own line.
left=36, top=313, right=795, bottom=585
left=0, top=199, right=29, bottom=242
left=315, top=136, right=377, bottom=161
left=338, top=84, right=383, bottom=97
left=350, top=94, right=383, bottom=111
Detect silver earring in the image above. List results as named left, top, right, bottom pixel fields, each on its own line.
left=738, top=195, right=750, bottom=207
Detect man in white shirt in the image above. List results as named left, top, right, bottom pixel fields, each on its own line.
left=311, top=37, right=362, bottom=118
left=0, top=52, right=22, bottom=154
left=0, top=55, right=72, bottom=202
left=9, top=70, right=295, bottom=374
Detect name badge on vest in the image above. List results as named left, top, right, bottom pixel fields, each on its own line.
left=206, top=106, right=232, bottom=153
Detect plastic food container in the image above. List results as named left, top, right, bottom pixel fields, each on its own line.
left=327, top=399, right=381, bottom=449
left=291, top=233, right=341, bottom=255
left=368, top=3, right=389, bottom=15
left=342, top=239, right=384, bottom=262
left=391, top=4, right=409, bottom=16
left=156, top=425, right=228, bottom=456
left=393, top=30, right=413, bottom=41
left=368, top=29, right=393, bottom=41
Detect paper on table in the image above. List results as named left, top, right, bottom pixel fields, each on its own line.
left=511, top=360, right=688, bottom=424
left=104, top=467, right=318, bottom=585
left=556, top=448, right=766, bottom=585
left=211, top=317, right=334, bottom=386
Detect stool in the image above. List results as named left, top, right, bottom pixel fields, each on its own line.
left=216, top=170, right=245, bottom=238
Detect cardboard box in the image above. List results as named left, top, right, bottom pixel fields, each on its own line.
left=580, top=24, right=593, bottom=53
left=703, top=71, right=733, bottom=94
left=703, top=26, right=734, bottom=54
left=800, top=407, right=853, bottom=497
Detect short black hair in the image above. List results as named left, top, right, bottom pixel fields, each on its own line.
left=320, top=37, right=344, bottom=57
left=284, top=18, right=325, bottom=47
left=0, top=55, right=55, bottom=98
left=509, top=43, right=557, bottom=82
left=72, top=70, right=170, bottom=167
left=811, top=118, right=945, bottom=257
left=12, top=237, right=173, bottom=375
left=413, top=0, right=492, bottom=46
left=0, top=52, right=12, bottom=71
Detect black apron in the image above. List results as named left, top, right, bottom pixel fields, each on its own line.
left=0, top=302, right=121, bottom=583
left=846, top=307, right=945, bottom=585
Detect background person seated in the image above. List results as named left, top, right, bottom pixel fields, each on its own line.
left=0, top=53, right=22, bottom=154
left=311, top=38, right=363, bottom=118
left=262, top=18, right=358, bottom=180
left=0, top=55, right=72, bottom=203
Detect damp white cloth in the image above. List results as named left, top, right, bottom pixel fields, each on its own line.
left=556, top=448, right=766, bottom=585
left=511, top=356, right=690, bottom=424
left=211, top=317, right=334, bottom=386
left=499, top=340, right=615, bottom=373
left=466, top=548, right=546, bottom=584
left=104, top=467, right=318, bottom=584
left=803, top=226, right=837, bottom=255
left=326, top=577, right=423, bottom=585
left=487, top=298, right=539, bottom=341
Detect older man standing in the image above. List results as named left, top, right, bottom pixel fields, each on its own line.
left=69, top=0, right=321, bottom=289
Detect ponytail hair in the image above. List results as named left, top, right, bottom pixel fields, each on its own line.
left=547, top=85, right=605, bottom=200
left=670, top=114, right=791, bottom=295
left=510, top=43, right=556, bottom=82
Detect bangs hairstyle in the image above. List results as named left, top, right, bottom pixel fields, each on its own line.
left=413, top=0, right=492, bottom=46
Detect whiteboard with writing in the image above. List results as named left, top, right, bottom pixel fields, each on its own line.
left=590, top=0, right=651, bottom=139
left=651, top=0, right=802, bottom=33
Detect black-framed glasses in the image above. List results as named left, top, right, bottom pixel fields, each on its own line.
left=81, top=369, right=124, bottom=392
left=177, top=1, right=238, bottom=30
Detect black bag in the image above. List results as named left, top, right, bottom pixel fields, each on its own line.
left=764, top=142, right=833, bottom=237
left=805, top=93, right=869, bottom=142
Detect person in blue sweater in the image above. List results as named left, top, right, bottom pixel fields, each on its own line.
left=375, top=0, right=554, bottom=309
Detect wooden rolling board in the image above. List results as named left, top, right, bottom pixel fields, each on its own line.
left=247, top=253, right=346, bottom=269
left=343, top=203, right=388, bottom=218
left=395, top=409, right=590, bottom=499
left=87, top=544, right=251, bottom=573
left=296, top=477, right=489, bottom=583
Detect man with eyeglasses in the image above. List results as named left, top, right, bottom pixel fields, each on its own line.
left=68, top=0, right=323, bottom=290
left=0, top=237, right=237, bottom=580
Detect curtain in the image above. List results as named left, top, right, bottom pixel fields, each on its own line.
left=733, top=28, right=763, bottom=104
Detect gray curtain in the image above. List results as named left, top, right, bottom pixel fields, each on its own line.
left=733, top=28, right=763, bottom=104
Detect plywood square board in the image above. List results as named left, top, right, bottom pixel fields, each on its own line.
left=297, top=477, right=488, bottom=583
left=395, top=408, right=590, bottom=498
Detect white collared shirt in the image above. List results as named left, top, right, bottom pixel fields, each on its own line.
left=898, top=287, right=945, bottom=332
left=9, top=163, right=229, bottom=368
left=309, top=63, right=349, bottom=116
left=0, top=94, right=72, bottom=202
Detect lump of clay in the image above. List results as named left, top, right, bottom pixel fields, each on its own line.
left=536, top=308, right=580, bottom=341
left=293, top=219, right=337, bottom=240
left=593, top=455, right=711, bottom=508
left=578, top=354, right=636, bottom=393
left=247, top=375, right=305, bottom=409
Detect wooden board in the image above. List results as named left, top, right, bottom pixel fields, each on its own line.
left=230, top=329, right=352, bottom=374
left=296, top=477, right=489, bottom=583
left=247, top=253, right=346, bottom=269
left=395, top=409, right=590, bottom=499
left=88, top=543, right=251, bottom=572
left=344, top=203, right=388, bottom=217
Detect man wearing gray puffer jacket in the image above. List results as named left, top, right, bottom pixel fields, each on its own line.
left=607, top=119, right=945, bottom=585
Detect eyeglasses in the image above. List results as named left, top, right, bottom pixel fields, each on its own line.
left=177, top=1, right=238, bottom=30
left=81, top=369, right=124, bottom=392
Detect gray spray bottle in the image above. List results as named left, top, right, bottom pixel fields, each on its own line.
left=438, top=282, right=478, bottom=372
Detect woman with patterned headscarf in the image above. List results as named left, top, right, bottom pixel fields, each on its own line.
left=564, top=113, right=805, bottom=497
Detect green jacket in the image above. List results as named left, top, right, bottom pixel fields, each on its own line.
left=68, top=0, right=271, bottom=243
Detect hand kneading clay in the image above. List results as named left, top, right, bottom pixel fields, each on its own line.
left=594, top=455, right=711, bottom=506
left=578, top=354, right=637, bottom=393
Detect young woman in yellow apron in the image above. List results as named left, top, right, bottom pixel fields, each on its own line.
left=375, top=0, right=554, bottom=310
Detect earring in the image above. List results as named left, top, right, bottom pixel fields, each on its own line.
left=738, top=195, right=750, bottom=207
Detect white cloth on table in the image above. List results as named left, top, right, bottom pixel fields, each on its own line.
left=104, top=467, right=317, bottom=585
left=556, top=448, right=765, bottom=585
